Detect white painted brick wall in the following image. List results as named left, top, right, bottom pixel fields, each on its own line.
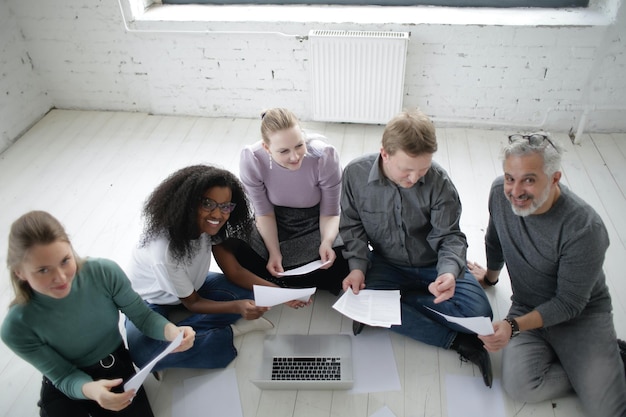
left=585, top=3, right=626, bottom=131
left=2, top=0, right=625, bottom=155
left=0, top=1, right=52, bottom=154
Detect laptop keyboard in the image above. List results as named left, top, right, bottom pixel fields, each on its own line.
left=271, top=356, right=342, bottom=381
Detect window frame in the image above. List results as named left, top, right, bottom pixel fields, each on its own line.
left=160, top=0, right=589, bottom=7
left=119, top=0, right=615, bottom=28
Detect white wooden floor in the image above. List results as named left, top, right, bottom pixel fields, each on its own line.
left=1, top=109, right=625, bottom=417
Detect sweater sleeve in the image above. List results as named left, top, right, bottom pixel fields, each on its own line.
left=535, top=216, right=610, bottom=327
left=1, top=310, right=93, bottom=400
left=239, top=145, right=274, bottom=216
left=317, top=144, right=342, bottom=217
left=101, top=259, right=171, bottom=341
left=485, top=179, right=505, bottom=272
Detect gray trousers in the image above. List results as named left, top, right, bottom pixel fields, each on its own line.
left=502, top=304, right=626, bottom=417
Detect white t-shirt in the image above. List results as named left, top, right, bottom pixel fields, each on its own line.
left=126, top=235, right=213, bottom=305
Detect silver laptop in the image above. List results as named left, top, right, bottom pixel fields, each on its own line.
left=251, top=334, right=354, bottom=390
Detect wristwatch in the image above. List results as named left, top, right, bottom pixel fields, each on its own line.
left=504, top=317, right=520, bottom=339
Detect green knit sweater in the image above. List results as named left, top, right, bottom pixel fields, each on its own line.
left=1, top=258, right=170, bottom=400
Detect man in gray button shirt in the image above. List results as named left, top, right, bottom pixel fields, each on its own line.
left=340, top=109, right=494, bottom=387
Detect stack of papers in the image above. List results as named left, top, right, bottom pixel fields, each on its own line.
left=332, top=289, right=401, bottom=328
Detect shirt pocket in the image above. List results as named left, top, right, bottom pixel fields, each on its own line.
left=360, top=209, right=396, bottom=246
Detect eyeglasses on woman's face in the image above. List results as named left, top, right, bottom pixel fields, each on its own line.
left=200, top=197, right=236, bottom=214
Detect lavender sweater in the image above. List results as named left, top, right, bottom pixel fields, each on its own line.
left=239, top=133, right=342, bottom=216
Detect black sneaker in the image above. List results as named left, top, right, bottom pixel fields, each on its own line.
left=618, top=339, right=626, bottom=374
left=453, top=333, right=493, bottom=388
left=352, top=320, right=365, bottom=336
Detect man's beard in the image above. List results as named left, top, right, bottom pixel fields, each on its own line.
left=508, top=184, right=551, bottom=217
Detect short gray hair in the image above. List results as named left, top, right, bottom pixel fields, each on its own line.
left=502, top=132, right=564, bottom=177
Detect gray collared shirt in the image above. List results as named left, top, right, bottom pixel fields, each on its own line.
left=340, top=153, right=468, bottom=278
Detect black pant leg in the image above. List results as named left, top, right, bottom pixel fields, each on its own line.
left=38, top=376, right=91, bottom=417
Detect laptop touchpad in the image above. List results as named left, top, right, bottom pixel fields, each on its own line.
left=293, top=335, right=321, bottom=355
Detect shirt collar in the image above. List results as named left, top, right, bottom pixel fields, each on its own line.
left=368, top=154, right=385, bottom=184
left=368, top=153, right=429, bottom=187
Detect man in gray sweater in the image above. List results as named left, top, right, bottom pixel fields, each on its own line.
left=471, top=133, right=626, bottom=416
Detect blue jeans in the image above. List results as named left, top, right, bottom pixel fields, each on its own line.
left=365, top=252, right=492, bottom=348
left=125, top=272, right=252, bottom=371
left=502, top=304, right=626, bottom=417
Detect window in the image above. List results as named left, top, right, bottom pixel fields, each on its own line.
left=161, top=0, right=589, bottom=7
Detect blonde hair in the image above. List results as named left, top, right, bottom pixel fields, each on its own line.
left=260, top=108, right=300, bottom=145
left=6, top=211, right=83, bottom=305
left=382, top=109, right=437, bottom=156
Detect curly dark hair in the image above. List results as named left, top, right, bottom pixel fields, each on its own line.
left=140, top=164, right=254, bottom=264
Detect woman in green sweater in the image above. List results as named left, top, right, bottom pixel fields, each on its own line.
left=1, top=211, right=195, bottom=417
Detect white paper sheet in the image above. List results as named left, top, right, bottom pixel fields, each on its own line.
left=350, top=329, right=401, bottom=394
left=172, top=369, right=243, bottom=417
left=277, top=259, right=331, bottom=276
left=446, top=374, right=506, bottom=417
left=332, top=290, right=401, bottom=327
left=253, top=285, right=316, bottom=307
left=124, top=331, right=183, bottom=392
left=425, top=306, right=494, bottom=335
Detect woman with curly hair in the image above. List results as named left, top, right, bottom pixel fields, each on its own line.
left=124, top=164, right=273, bottom=372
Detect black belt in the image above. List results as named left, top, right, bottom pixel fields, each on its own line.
left=80, top=344, right=127, bottom=372
left=42, top=344, right=131, bottom=395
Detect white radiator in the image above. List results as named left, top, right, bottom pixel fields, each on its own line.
left=309, top=30, right=410, bottom=125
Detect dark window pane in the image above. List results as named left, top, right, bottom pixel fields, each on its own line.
left=162, top=0, right=589, bottom=7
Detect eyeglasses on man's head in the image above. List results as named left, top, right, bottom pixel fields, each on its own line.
left=508, top=133, right=557, bottom=152
left=200, top=198, right=236, bottom=214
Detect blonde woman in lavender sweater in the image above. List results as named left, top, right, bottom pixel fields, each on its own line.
left=230, top=108, right=349, bottom=297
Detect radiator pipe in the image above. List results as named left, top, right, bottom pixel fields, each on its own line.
left=433, top=104, right=626, bottom=143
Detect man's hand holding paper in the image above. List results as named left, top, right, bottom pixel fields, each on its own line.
left=332, top=289, right=401, bottom=328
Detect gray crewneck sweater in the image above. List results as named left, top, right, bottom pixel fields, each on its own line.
left=485, top=177, right=613, bottom=327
